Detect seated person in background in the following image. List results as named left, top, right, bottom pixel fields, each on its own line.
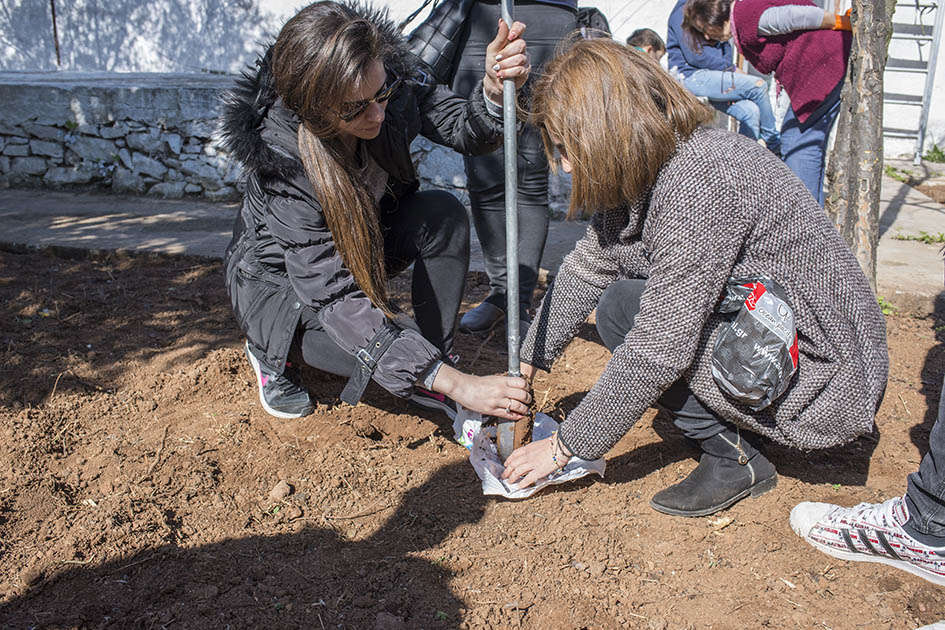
left=626, top=28, right=666, bottom=63
left=666, top=0, right=780, bottom=154
left=682, top=0, right=853, bottom=207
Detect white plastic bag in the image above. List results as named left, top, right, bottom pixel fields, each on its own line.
left=453, top=408, right=606, bottom=499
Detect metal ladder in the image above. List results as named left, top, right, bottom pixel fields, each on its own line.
left=883, top=0, right=943, bottom=164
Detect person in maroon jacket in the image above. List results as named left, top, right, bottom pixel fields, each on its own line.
left=682, top=0, right=852, bottom=205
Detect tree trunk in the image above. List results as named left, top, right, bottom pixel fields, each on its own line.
left=824, top=0, right=897, bottom=292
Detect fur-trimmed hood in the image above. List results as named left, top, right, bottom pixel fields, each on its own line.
left=218, top=1, right=417, bottom=179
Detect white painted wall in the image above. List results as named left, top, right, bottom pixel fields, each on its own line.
left=1, top=0, right=941, bottom=156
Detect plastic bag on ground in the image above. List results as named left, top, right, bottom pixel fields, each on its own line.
left=453, top=408, right=606, bottom=500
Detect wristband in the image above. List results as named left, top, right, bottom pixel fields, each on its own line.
left=550, top=431, right=571, bottom=473
left=482, top=85, right=504, bottom=118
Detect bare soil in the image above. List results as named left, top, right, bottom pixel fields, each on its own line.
left=885, top=159, right=945, bottom=205
left=1, top=246, right=944, bottom=629
left=916, top=182, right=945, bottom=205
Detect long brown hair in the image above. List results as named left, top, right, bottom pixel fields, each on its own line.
left=682, top=0, right=732, bottom=53
left=272, top=1, right=394, bottom=314
left=531, top=38, right=713, bottom=218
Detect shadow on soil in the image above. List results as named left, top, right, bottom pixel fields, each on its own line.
left=912, top=291, right=945, bottom=456
left=0, top=247, right=239, bottom=408
left=0, top=461, right=485, bottom=630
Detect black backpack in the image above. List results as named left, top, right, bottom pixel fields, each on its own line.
left=577, top=7, right=612, bottom=39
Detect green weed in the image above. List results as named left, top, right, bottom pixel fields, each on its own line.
left=884, top=164, right=911, bottom=183
left=877, top=296, right=896, bottom=315
left=924, top=143, right=945, bottom=163
left=893, top=231, right=945, bottom=245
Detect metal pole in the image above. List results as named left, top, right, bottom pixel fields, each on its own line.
left=496, top=0, right=521, bottom=462
left=913, top=1, right=944, bottom=164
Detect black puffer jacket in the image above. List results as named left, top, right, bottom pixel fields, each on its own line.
left=407, top=0, right=475, bottom=84
left=219, top=2, right=503, bottom=398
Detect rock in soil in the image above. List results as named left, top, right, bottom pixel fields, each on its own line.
left=374, top=612, right=406, bottom=630
left=268, top=479, right=292, bottom=502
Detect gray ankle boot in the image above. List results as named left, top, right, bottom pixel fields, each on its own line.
left=649, top=428, right=778, bottom=517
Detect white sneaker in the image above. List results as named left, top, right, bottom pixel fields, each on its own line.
left=790, top=496, right=945, bottom=586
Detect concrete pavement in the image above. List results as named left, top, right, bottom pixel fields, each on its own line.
left=0, top=175, right=942, bottom=314
left=0, top=186, right=588, bottom=286
left=878, top=175, right=945, bottom=313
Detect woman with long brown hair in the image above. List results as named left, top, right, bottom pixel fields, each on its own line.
left=220, top=1, right=531, bottom=421
left=501, top=38, right=887, bottom=518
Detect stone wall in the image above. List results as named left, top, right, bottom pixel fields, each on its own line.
left=0, top=72, right=574, bottom=210
left=0, top=73, right=240, bottom=200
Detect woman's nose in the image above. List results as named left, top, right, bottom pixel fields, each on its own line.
left=366, top=101, right=386, bottom=123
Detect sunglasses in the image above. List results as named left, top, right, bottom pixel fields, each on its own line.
left=337, top=75, right=402, bottom=122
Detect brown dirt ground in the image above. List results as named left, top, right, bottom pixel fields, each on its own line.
left=915, top=182, right=945, bottom=205
left=0, top=246, right=943, bottom=630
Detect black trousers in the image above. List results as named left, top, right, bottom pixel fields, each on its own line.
left=595, top=278, right=729, bottom=441
left=292, top=189, right=469, bottom=377
left=452, top=1, right=577, bottom=313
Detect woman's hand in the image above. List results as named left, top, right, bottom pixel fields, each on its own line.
left=501, top=434, right=571, bottom=488
left=823, top=8, right=852, bottom=31
left=483, top=18, right=529, bottom=104
left=519, top=362, right=538, bottom=382
left=432, top=364, right=531, bottom=420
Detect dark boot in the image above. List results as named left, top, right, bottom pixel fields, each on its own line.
left=459, top=300, right=505, bottom=335
left=650, top=428, right=778, bottom=517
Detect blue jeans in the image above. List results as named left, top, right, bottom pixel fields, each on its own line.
left=904, top=374, right=945, bottom=543
left=780, top=100, right=841, bottom=207
left=683, top=69, right=780, bottom=152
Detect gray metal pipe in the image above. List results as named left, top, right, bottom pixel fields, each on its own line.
left=496, top=0, right=520, bottom=462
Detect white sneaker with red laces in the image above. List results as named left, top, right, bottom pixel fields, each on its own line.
left=790, top=496, right=945, bottom=586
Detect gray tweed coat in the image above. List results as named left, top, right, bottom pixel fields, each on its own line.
left=521, top=127, right=888, bottom=460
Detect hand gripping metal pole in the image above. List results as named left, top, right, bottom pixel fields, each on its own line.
left=496, top=0, right=522, bottom=462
